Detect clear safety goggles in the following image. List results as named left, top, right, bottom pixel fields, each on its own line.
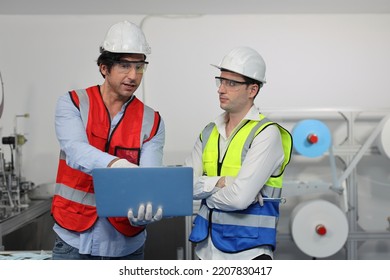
left=115, top=60, right=149, bottom=74
left=215, top=77, right=249, bottom=89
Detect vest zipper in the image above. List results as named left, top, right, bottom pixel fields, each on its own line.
left=217, top=120, right=250, bottom=176
left=104, top=97, right=134, bottom=152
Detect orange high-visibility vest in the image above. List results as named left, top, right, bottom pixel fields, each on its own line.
left=51, top=85, right=161, bottom=236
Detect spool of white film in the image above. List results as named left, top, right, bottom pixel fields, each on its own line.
left=290, top=199, right=349, bottom=258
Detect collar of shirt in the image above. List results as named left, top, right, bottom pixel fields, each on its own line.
left=111, top=95, right=135, bottom=127
left=213, top=105, right=261, bottom=139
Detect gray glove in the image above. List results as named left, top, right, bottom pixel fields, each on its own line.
left=127, top=202, right=163, bottom=226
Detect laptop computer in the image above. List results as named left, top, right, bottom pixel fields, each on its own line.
left=92, top=166, right=193, bottom=217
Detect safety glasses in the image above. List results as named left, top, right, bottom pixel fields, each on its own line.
left=115, top=60, right=149, bottom=74
left=215, top=77, right=249, bottom=89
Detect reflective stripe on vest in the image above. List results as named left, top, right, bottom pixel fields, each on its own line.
left=197, top=203, right=277, bottom=228
left=74, top=88, right=90, bottom=128
left=55, top=183, right=95, bottom=207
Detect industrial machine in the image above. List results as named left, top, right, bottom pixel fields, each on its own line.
left=0, top=71, right=52, bottom=253
left=0, top=116, right=34, bottom=222
left=0, top=71, right=34, bottom=221
left=267, top=108, right=390, bottom=259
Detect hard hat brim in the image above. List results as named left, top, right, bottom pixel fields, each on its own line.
left=210, top=64, right=266, bottom=84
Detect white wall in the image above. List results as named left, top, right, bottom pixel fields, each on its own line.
left=0, top=13, right=389, bottom=183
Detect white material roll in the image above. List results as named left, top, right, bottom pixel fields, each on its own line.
left=376, top=116, right=390, bottom=159
left=290, top=199, right=349, bottom=258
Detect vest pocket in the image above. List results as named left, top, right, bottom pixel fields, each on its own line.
left=115, top=146, right=140, bottom=165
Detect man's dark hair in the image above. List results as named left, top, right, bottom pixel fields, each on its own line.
left=242, top=75, right=263, bottom=90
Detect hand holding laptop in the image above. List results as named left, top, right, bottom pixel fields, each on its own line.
left=110, top=158, right=138, bottom=168
left=127, top=202, right=163, bottom=226
left=110, top=158, right=164, bottom=225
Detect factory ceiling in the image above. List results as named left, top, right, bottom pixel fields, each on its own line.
left=1, top=0, right=390, bottom=15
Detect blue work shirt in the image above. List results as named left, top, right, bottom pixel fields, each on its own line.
left=53, top=92, right=165, bottom=257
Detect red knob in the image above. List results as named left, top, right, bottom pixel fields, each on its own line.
left=307, top=133, right=318, bottom=144
left=315, top=224, right=327, bottom=236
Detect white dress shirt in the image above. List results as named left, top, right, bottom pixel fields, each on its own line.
left=184, top=105, right=284, bottom=260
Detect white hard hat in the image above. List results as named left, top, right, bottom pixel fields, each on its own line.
left=212, top=47, right=266, bottom=83
left=101, top=20, right=151, bottom=55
